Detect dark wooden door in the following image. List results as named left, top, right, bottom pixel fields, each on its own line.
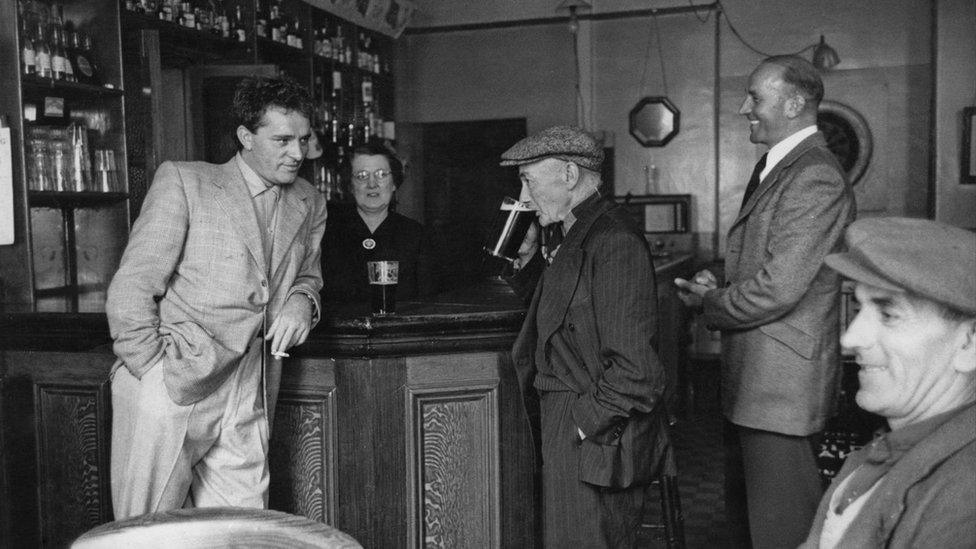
left=186, top=64, right=278, bottom=164
left=421, top=119, right=526, bottom=291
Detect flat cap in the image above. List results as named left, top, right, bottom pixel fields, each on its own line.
left=500, top=125, right=604, bottom=172
left=825, top=217, right=976, bottom=315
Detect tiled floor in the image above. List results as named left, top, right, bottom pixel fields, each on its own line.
left=638, top=380, right=883, bottom=548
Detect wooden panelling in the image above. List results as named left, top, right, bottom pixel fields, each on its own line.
left=406, top=383, right=499, bottom=548
left=35, top=383, right=112, bottom=548
left=0, top=351, right=115, bottom=547
left=269, top=358, right=338, bottom=525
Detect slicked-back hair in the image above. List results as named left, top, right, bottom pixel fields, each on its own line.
left=762, top=55, right=824, bottom=107
left=232, top=76, right=314, bottom=150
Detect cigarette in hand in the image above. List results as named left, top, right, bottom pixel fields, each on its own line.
left=272, top=351, right=290, bottom=358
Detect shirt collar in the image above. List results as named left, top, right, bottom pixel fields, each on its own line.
left=236, top=152, right=276, bottom=198
left=760, top=125, right=818, bottom=181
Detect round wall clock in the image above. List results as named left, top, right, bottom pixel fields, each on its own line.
left=817, top=100, right=873, bottom=186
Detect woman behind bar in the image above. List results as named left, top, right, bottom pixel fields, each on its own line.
left=320, top=139, right=435, bottom=304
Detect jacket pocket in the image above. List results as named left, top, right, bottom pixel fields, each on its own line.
left=577, top=410, right=665, bottom=489
left=759, top=321, right=816, bottom=360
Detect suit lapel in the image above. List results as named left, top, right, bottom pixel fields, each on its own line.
left=213, top=159, right=267, bottom=275
left=535, top=197, right=612, bottom=344
left=731, top=132, right=828, bottom=228
left=269, top=185, right=308, bottom=279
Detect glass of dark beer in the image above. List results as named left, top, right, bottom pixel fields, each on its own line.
left=484, top=197, right=535, bottom=263
left=367, top=260, right=398, bottom=315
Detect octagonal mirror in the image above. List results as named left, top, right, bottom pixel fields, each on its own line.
left=629, top=96, right=680, bottom=147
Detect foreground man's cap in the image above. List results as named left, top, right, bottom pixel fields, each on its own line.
left=825, top=217, right=976, bottom=315
left=500, top=125, right=604, bottom=172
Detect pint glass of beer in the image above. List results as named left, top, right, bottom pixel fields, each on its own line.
left=483, top=197, right=535, bottom=263
left=367, top=260, right=399, bottom=315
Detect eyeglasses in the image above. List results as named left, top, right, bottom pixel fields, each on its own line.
left=353, top=169, right=392, bottom=182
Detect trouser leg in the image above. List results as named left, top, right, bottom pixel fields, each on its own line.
left=738, top=424, right=823, bottom=549
left=539, top=391, right=645, bottom=549
left=190, top=346, right=269, bottom=508
left=110, top=361, right=196, bottom=519
left=723, top=420, right=751, bottom=549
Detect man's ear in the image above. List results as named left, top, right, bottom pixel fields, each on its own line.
left=564, top=162, right=581, bottom=189
left=784, top=93, right=806, bottom=119
left=236, top=125, right=253, bottom=151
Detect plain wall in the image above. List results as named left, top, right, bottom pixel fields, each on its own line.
left=396, top=0, right=943, bottom=257
left=934, top=0, right=976, bottom=228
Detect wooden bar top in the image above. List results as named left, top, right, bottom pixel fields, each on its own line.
left=0, top=254, right=693, bottom=356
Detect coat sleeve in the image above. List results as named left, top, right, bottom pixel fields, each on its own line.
left=570, top=228, right=665, bottom=440
left=285, top=190, right=328, bottom=325
left=702, top=162, right=852, bottom=330
left=106, top=161, right=189, bottom=378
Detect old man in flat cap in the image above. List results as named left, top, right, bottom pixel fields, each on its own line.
left=800, top=217, right=976, bottom=548
left=503, top=126, right=670, bottom=547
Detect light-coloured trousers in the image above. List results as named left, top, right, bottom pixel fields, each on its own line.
left=110, top=346, right=269, bottom=520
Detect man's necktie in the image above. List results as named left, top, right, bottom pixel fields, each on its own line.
left=833, top=434, right=894, bottom=514
left=542, top=222, right=564, bottom=264
left=739, top=153, right=768, bottom=209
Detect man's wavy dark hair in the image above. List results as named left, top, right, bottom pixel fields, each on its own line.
left=232, top=76, right=314, bottom=150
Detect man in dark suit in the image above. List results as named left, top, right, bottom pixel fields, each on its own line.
left=676, top=56, right=856, bottom=548
left=503, top=126, right=669, bottom=548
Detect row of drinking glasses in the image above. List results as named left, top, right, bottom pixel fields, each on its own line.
left=26, top=123, right=120, bottom=193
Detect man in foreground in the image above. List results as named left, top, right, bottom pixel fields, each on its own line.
left=106, top=77, right=327, bottom=518
left=504, top=126, right=669, bottom=547
left=801, top=217, right=976, bottom=547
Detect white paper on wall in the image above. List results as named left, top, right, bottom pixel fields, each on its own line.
left=0, top=127, right=14, bottom=245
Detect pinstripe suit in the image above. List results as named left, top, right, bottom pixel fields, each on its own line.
left=510, top=194, right=669, bottom=548
left=106, top=158, right=327, bottom=517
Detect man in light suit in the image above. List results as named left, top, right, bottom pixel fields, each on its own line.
left=106, top=77, right=327, bottom=519
left=676, top=56, right=855, bottom=548
left=504, top=126, right=669, bottom=548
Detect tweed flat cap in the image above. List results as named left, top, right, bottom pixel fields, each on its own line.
left=825, top=217, right=976, bottom=315
left=500, top=126, right=604, bottom=172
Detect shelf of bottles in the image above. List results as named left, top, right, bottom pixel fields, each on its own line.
left=309, top=13, right=395, bottom=202
left=117, top=0, right=397, bottom=204
left=10, top=0, right=130, bottom=312
left=121, top=0, right=251, bottom=43
left=18, top=0, right=127, bottom=202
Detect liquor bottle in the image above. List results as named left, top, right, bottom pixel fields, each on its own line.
left=62, top=25, right=77, bottom=82
left=158, top=0, right=174, bottom=22
left=51, top=20, right=68, bottom=81
left=180, top=2, right=196, bottom=28
left=217, top=1, right=230, bottom=38
left=20, top=2, right=37, bottom=76
left=231, top=4, right=247, bottom=42
left=323, top=24, right=333, bottom=59
left=34, top=22, right=52, bottom=79
left=255, top=0, right=267, bottom=38
left=329, top=71, right=342, bottom=146
left=286, top=16, right=299, bottom=48
left=71, top=33, right=100, bottom=85
left=269, top=0, right=282, bottom=43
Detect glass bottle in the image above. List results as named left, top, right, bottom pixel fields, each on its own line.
left=34, top=21, right=52, bottom=79
left=20, top=2, right=37, bottom=76
left=232, top=4, right=247, bottom=42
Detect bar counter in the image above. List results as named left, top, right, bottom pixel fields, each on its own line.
left=0, top=254, right=692, bottom=548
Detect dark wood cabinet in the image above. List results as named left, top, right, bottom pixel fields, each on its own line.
left=0, top=0, right=130, bottom=313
